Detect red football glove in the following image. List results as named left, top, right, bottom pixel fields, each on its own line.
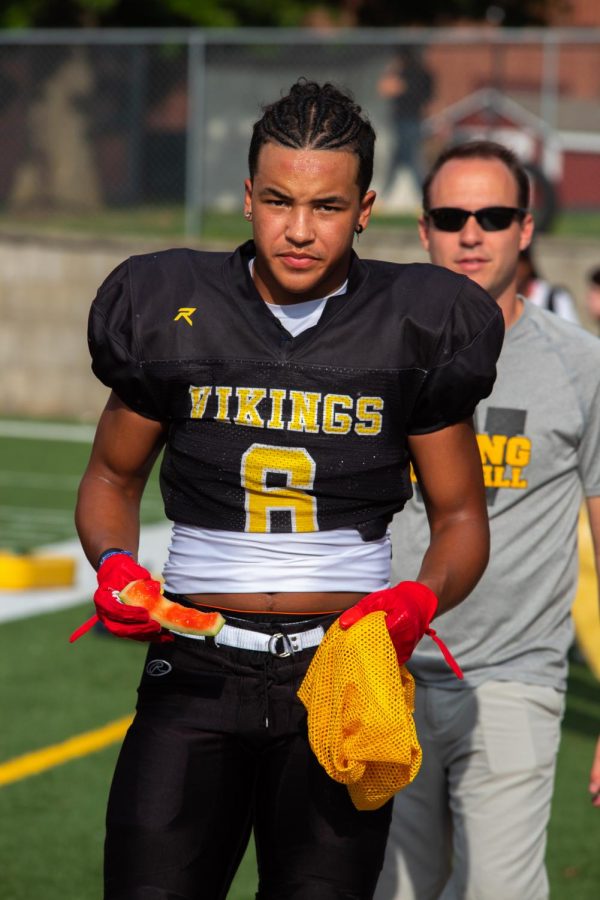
left=69, top=553, right=173, bottom=644
left=339, top=581, right=463, bottom=679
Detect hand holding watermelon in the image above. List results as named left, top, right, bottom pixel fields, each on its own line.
left=69, top=551, right=172, bottom=643
left=70, top=551, right=225, bottom=644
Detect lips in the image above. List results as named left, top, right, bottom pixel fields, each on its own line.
left=457, top=257, right=488, bottom=273
left=278, top=254, right=320, bottom=271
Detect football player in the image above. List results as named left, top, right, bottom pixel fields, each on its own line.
left=73, top=81, right=503, bottom=900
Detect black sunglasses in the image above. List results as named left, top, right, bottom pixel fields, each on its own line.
left=426, top=206, right=527, bottom=232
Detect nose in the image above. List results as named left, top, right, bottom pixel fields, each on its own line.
left=459, top=214, right=483, bottom=246
left=285, top=207, right=314, bottom=245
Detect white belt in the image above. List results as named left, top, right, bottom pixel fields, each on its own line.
left=171, top=621, right=326, bottom=657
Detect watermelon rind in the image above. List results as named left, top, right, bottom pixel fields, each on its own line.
left=119, top=579, right=225, bottom=637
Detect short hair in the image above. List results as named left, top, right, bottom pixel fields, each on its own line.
left=248, top=78, right=376, bottom=197
left=422, top=140, right=530, bottom=212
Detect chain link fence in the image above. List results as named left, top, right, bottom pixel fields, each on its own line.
left=0, top=27, right=599, bottom=237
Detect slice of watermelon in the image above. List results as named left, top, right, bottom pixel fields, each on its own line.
left=119, top=579, right=225, bottom=637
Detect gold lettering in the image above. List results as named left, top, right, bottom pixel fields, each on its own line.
left=323, top=394, right=353, bottom=434
left=477, top=434, right=508, bottom=466
left=267, top=389, right=287, bottom=430
left=189, top=386, right=212, bottom=419
left=505, top=436, right=531, bottom=467
left=241, top=444, right=317, bottom=532
left=235, top=388, right=267, bottom=428
left=215, top=386, right=232, bottom=421
left=509, top=467, right=528, bottom=489
left=355, top=397, right=383, bottom=435
left=288, top=391, right=321, bottom=433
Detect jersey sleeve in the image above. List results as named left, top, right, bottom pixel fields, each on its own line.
left=408, top=278, right=504, bottom=434
left=87, top=259, right=166, bottom=420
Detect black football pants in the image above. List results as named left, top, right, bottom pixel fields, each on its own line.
left=104, top=613, right=392, bottom=900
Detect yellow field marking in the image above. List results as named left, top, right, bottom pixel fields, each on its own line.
left=0, top=714, right=133, bottom=787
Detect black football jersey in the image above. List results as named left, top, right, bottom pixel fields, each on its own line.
left=89, top=241, right=503, bottom=538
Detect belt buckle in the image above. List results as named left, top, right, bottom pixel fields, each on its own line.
left=268, top=632, right=293, bottom=658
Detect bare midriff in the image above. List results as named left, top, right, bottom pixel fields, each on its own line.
left=184, top=590, right=367, bottom=615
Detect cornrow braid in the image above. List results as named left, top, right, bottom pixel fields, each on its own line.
left=248, top=78, right=376, bottom=197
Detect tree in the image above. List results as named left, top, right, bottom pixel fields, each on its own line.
left=0, top=0, right=567, bottom=29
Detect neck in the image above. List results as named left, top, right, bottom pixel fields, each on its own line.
left=498, top=291, right=524, bottom=330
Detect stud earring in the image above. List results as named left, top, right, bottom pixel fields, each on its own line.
left=354, top=224, right=363, bottom=240
left=244, top=210, right=252, bottom=221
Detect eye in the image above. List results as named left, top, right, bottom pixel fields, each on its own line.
left=266, top=198, right=288, bottom=208
left=317, top=204, right=341, bottom=213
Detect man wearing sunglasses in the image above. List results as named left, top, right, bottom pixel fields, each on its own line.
left=376, top=141, right=600, bottom=900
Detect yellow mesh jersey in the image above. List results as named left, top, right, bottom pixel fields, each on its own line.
left=297, top=611, right=422, bottom=811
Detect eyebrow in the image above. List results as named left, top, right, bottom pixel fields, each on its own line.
left=259, top=187, right=350, bottom=205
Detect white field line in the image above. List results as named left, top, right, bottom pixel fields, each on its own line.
left=0, top=522, right=172, bottom=623
left=0, top=420, right=95, bottom=442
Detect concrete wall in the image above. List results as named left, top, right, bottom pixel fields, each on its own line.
left=1, top=229, right=598, bottom=422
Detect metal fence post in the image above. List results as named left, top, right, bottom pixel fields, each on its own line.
left=540, top=33, right=559, bottom=132
left=185, top=33, right=206, bottom=239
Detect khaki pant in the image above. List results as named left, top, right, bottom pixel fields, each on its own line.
left=375, top=681, right=565, bottom=900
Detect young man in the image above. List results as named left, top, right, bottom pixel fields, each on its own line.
left=73, top=84, right=503, bottom=900
left=376, top=141, right=600, bottom=900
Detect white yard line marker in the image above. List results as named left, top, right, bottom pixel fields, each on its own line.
left=0, top=420, right=95, bottom=442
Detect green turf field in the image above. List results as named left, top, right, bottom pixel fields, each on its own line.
left=1, top=423, right=599, bottom=899
left=0, top=422, right=165, bottom=553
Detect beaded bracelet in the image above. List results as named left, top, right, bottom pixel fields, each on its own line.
left=97, top=548, right=134, bottom=570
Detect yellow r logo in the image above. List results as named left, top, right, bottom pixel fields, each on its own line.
left=174, top=307, right=197, bottom=325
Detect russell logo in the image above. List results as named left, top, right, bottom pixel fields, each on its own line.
left=146, top=659, right=173, bottom=677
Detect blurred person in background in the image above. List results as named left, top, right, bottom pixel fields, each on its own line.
left=376, top=140, right=600, bottom=900
left=585, top=266, right=600, bottom=334
left=71, top=81, right=503, bottom=900
left=516, top=244, right=580, bottom=324
left=377, top=46, right=434, bottom=204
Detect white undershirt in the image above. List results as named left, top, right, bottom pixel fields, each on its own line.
left=162, top=261, right=391, bottom=595
left=249, top=256, right=348, bottom=336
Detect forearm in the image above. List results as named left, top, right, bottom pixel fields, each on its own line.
left=74, top=394, right=166, bottom=570
left=415, top=512, right=490, bottom=616
left=75, top=471, right=144, bottom=569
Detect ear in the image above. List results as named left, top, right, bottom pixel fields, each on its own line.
left=418, top=215, right=430, bottom=253
left=519, top=211, right=535, bottom=252
left=357, top=190, right=376, bottom=231
left=243, top=178, right=253, bottom=218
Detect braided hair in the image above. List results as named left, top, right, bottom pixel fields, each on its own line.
left=248, top=79, right=376, bottom=197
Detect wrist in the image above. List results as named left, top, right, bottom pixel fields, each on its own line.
left=96, top=548, right=134, bottom=571
left=395, top=581, right=438, bottom=625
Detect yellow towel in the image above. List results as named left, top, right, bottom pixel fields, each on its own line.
left=298, top=611, right=422, bottom=811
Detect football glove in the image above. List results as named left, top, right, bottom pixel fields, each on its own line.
left=339, top=581, right=462, bottom=678
left=69, top=551, right=173, bottom=643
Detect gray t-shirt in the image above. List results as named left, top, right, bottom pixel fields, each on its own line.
left=392, top=301, right=600, bottom=692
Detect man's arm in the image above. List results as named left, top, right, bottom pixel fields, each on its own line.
left=408, top=418, right=489, bottom=616
left=75, top=391, right=167, bottom=570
